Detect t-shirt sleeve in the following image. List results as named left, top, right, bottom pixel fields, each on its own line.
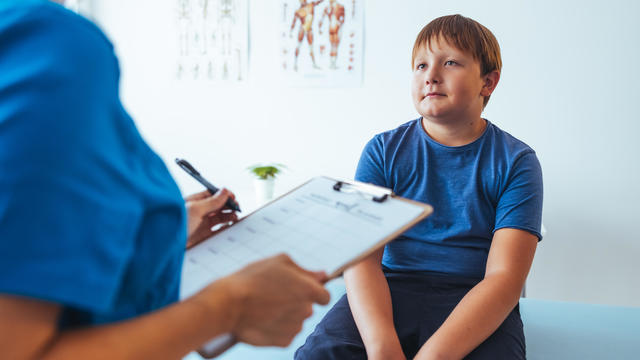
left=494, top=151, right=544, bottom=240
left=355, top=135, right=388, bottom=188
left=0, top=5, right=140, bottom=312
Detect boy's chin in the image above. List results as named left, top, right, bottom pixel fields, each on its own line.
left=421, top=116, right=449, bottom=124
left=420, top=112, right=468, bottom=127
left=418, top=108, right=450, bottom=121
left=416, top=102, right=445, bottom=116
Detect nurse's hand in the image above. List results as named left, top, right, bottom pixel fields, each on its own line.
left=197, top=254, right=331, bottom=347
left=185, top=189, right=238, bottom=248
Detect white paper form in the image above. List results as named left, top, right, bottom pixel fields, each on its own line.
left=180, top=176, right=431, bottom=299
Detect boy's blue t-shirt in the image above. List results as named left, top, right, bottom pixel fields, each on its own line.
left=356, top=119, right=543, bottom=278
left=0, top=0, right=187, bottom=327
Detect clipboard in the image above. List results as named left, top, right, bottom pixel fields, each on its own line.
left=180, top=176, right=433, bottom=358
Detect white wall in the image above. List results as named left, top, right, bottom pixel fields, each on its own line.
left=92, top=0, right=640, bottom=307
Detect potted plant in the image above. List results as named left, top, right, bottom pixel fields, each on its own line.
left=247, top=164, right=286, bottom=205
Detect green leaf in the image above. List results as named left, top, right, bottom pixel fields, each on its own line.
left=247, top=163, right=287, bottom=179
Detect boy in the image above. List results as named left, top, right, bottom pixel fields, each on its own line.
left=296, top=14, right=543, bottom=360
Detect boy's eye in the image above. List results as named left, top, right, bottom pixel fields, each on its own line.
left=445, top=60, right=457, bottom=66
left=416, top=63, right=426, bottom=70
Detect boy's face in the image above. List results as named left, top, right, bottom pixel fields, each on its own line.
left=411, top=38, right=492, bottom=123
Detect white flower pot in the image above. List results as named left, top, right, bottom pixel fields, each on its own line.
left=253, top=177, right=275, bottom=206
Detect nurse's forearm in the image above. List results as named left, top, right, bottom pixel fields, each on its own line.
left=2, top=254, right=329, bottom=360
left=42, top=278, right=239, bottom=360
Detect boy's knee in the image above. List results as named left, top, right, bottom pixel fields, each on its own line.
left=296, top=294, right=366, bottom=359
left=295, top=334, right=366, bottom=360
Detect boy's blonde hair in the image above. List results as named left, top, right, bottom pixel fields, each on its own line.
left=412, top=14, right=502, bottom=107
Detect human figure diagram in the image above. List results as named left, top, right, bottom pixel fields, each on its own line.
left=319, top=0, right=345, bottom=69
left=290, top=0, right=324, bottom=71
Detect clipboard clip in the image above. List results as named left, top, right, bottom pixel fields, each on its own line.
left=333, top=181, right=391, bottom=203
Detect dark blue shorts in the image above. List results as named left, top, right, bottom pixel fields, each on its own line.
left=295, top=271, right=525, bottom=359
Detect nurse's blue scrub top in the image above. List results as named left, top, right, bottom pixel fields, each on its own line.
left=0, top=0, right=187, bottom=328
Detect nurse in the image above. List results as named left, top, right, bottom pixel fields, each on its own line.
left=0, top=1, right=330, bottom=358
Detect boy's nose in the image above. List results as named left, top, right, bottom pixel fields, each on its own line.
left=425, top=70, right=441, bottom=85
left=426, top=76, right=440, bottom=85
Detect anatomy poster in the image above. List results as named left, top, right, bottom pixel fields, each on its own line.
left=175, top=0, right=249, bottom=82
left=279, top=0, right=364, bottom=87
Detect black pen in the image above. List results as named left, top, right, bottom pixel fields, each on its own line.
left=175, top=158, right=241, bottom=212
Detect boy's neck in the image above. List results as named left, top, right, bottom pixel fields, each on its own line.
left=421, top=116, right=487, bottom=147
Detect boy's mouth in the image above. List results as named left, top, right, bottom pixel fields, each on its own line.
left=426, top=92, right=446, bottom=97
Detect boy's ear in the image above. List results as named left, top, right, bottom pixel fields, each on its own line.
left=481, top=70, right=500, bottom=97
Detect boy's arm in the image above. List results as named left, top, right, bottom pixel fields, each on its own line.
left=344, top=249, right=406, bottom=360
left=414, top=228, right=537, bottom=360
